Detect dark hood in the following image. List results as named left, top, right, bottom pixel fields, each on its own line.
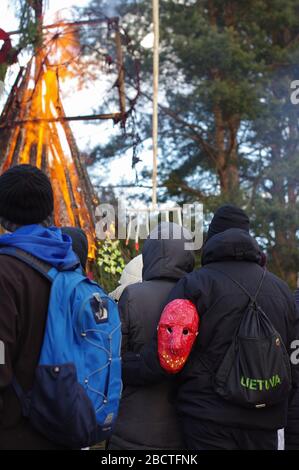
left=61, top=226, right=88, bottom=270
left=202, top=228, right=263, bottom=266
left=142, top=222, right=195, bottom=281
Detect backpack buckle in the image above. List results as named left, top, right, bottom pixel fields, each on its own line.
left=91, top=293, right=108, bottom=323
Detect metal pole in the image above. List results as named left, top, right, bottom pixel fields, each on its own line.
left=152, top=0, right=159, bottom=208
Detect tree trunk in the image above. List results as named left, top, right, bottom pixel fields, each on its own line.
left=214, top=105, right=240, bottom=198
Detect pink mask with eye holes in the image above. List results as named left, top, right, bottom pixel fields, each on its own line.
left=157, top=299, right=199, bottom=374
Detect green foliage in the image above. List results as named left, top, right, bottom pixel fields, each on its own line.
left=80, top=0, right=299, bottom=286
left=96, top=237, right=125, bottom=292
left=12, top=0, right=43, bottom=52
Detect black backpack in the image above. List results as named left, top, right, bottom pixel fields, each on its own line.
left=204, top=267, right=292, bottom=409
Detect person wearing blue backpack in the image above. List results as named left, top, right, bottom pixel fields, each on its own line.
left=0, top=164, right=121, bottom=450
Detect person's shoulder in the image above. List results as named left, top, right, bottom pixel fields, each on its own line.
left=0, top=254, right=24, bottom=276
left=266, top=270, right=294, bottom=299
left=266, top=270, right=289, bottom=289
left=119, top=281, right=144, bottom=302
left=0, top=254, right=47, bottom=285
left=186, top=265, right=217, bottom=285
left=0, top=255, right=30, bottom=294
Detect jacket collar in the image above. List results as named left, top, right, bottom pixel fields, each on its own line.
left=201, top=228, right=263, bottom=266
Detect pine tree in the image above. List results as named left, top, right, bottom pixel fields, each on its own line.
left=80, top=0, right=299, bottom=285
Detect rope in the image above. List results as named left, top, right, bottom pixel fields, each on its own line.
left=152, top=0, right=159, bottom=208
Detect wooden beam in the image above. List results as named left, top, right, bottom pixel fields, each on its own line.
left=114, top=19, right=127, bottom=127
left=0, top=112, right=124, bottom=128
left=7, top=17, right=119, bottom=36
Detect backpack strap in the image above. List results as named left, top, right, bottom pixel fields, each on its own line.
left=0, top=247, right=59, bottom=409
left=0, top=247, right=83, bottom=415
left=204, top=266, right=267, bottom=306
left=0, top=246, right=59, bottom=282
left=11, top=376, right=31, bottom=417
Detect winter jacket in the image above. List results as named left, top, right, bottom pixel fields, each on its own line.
left=109, top=254, right=143, bottom=302
left=285, top=287, right=299, bottom=449
left=0, top=225, right=78, bottom=449
left=122, top=228, right=299, bottom=440
left=108, top=223, right=195, bottom=450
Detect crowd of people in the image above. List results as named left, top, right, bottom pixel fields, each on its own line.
left=0, top=164, right=298, bottom=451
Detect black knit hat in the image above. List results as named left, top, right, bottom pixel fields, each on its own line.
left=206, top=204, right=250, bottom=241
left=0, top=164, right=54, bottom=226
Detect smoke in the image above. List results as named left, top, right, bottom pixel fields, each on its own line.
left=104, top=0, right=120, bottom=18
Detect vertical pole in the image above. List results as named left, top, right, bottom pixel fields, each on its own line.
left=152, top=0, right=159, bottom=208
left=33, top=0, right=44, bottom=80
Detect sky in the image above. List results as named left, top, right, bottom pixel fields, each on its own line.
left=0, top=0, right=154, bottom=202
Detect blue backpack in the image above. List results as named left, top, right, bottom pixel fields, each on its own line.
left=0, top=247, right=122, bottom=449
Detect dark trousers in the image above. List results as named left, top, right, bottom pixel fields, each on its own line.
left=181, top=417, right=278, bottom=450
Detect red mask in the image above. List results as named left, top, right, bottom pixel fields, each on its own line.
left=157, top=299, right=199, bottom=373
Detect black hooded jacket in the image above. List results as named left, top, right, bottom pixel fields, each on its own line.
left=109, top=223, right=195, bottom=450
left=122, top=229, right=299, bottom=440
left=285, top=291, right=299, bottom=449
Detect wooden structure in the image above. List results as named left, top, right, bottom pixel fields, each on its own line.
left=0, top=55, right=99, bottom=259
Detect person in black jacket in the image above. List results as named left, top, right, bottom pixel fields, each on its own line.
left=285, top=274, right=299, bottom=450
left=122, top=205, right=299, bottom=450
left=61, top=226, right=88, bottom=270
left=108, top=222, right=195, bottom=450
left=295, top=273, right=299, bottom=308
